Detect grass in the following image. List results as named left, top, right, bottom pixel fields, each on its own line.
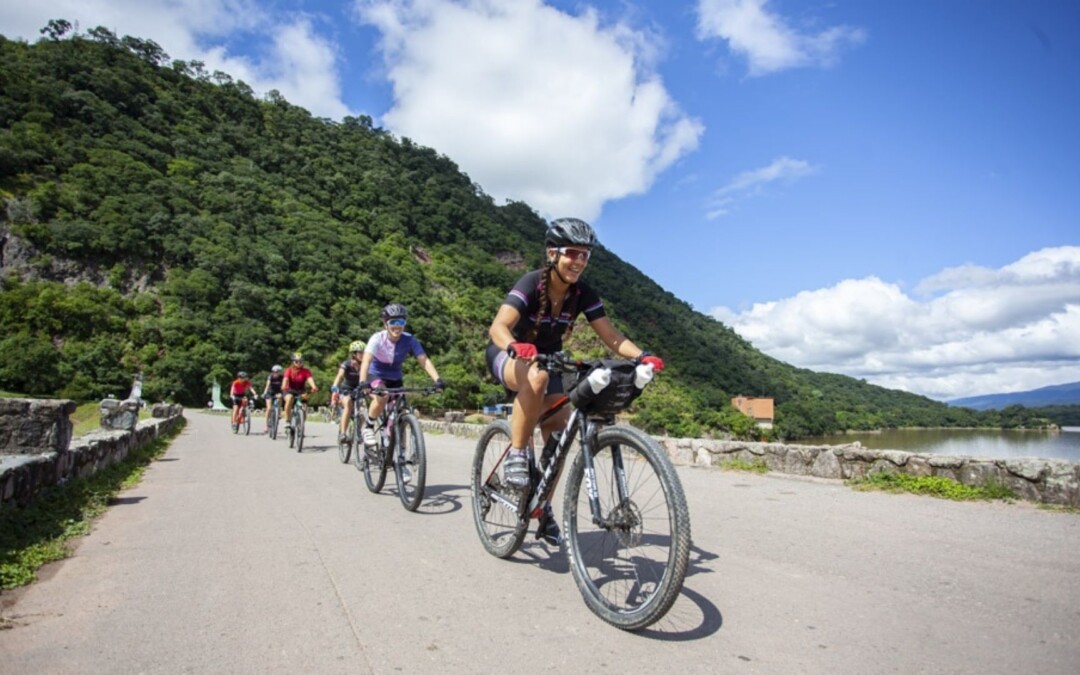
left=718, top=457, right=769, bottom=473
left=848, top=471, right=1016, bottom=502
left=0, top=418, right=186, bottom=590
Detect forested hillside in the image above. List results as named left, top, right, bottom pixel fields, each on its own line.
left=0, top=24, right=1055, bottom=437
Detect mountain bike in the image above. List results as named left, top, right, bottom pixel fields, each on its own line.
left=232, top=396, right=253, bottom=435
left=470, top=352, right=691, bottom=631
left=356, top=385, right=437, bottom=512
left=288, top=394, right=309, bottom=452
left=266, top=394, right=282, bottom=440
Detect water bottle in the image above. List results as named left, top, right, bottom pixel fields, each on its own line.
left=634, top=362, right=654, bottom=389
left=587, top=367, right=612, bottom=393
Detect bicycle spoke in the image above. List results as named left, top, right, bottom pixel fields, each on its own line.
left=564, top=426, right=690, bottom=630
left=470, top=420, right=529, bottom=558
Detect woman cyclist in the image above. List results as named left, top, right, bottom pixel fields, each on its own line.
left=229, top=371, right=258, bottom=430
left=485, top=217, right=664, bottom=544
left=358, top=304, right=446, bottom=480
left=262, top=364, right=284, bottom=433
left=282, top=353, right=318, bottom=430
left=331, top=340, right=367, bottom=444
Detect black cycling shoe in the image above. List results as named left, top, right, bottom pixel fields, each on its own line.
left=535, top=506, right=561, bottom=546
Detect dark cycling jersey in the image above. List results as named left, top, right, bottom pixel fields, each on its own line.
left=266, top=372, right=284, bottom=395
left=499, top=269, right=605, bottom=353
left=485, top=269, right=607, bottom=393
left=338, top=359, right=362, bottom=388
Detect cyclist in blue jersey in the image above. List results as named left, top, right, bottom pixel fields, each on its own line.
left=359, top=303, right=445, bottom=452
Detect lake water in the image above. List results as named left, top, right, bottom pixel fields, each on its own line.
left=793, top=427, right=1080, bottom=463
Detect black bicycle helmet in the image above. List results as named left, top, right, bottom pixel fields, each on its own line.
left=381, top=303, right=408, bottom=321
left=545, top=217, right=597, bottom=248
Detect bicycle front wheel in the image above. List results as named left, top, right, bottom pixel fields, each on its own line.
left=269, top=407, right=279, bottom=440
left=563, top=424, right=691, bottom=631
left=243, top=409, right=251, bottom=436
left=470, top=419, right=529, bottom=559
left=351, top=414, right=366, bottom=472
left=362, top=431, right=388, bottom=493
left=295, top=409, right=305, bottom=453
left=338, top=417, right=352, bottom=464
left=395, top=414, right=427, bottom=512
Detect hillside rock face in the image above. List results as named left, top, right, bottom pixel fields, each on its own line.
left=0, top=223, right=152, bottom=291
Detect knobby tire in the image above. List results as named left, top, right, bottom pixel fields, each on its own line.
left=362, top=425, right=388, bottom=493
left=338, top=415, right=352, bottom=464
left=395, top=413, right=427, bottom=512
left=563, top=424, right=691, bottom=631
left=296, top=408, right=305, bottom=453
left=470, top=419, right=530, bottom=559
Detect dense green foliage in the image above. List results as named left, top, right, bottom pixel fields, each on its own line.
left=0, top=26, right=1058, bottom=438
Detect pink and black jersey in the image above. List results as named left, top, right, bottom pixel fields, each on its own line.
left=501, top=270, right=605, bottom=354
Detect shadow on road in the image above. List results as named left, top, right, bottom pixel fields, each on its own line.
left=107, top=496, right=147, bottom=506
left=631, top=540, right=722, bottom=640
left=635, top=585, right=723, bottom=641
left=508, top=540, right=570, bottom=574
left=417, top=484, right=467, bottom=515
left=685, top=540, right=719, bottom=579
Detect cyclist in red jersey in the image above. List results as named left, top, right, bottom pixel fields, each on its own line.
left=229, top=372, right=258, bottom=430
left=282, top=353, right=318, bottom=430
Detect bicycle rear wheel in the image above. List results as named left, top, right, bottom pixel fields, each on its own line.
left=338, top=416, right=352, bottom=464
left=470, top=420, right=529, bottom=559
left=563, top=424, right=691, bottom=631
left=395, top=413, right=427, bottom=511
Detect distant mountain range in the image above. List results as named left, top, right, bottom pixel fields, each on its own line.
left=948, top=381, right=1080, bottom=410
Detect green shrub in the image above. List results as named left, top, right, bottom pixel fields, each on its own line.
left=850, top=472, right=1015, bottom=502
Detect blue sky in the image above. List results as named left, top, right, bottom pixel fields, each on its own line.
left=3, top=0, right=1078, bottom=400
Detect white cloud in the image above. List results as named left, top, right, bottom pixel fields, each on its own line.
left=710, top=246, right=1080, bottom=400
left=353, top=0, right=702, bottom=221
left=707, top=156, right=817, bottom=218
left=0, top=0, right=352, bottom=120
left=695, top=0, right=866, bottom=76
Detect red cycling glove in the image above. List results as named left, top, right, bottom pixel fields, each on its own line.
left=507, top=342, right=538, bottom=360
left=640, top=355, right=665, bottom=373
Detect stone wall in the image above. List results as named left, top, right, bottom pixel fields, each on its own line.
left=0, top=399, right=77, bottom=456
left=0, top=406, right=185, bottom=508
left=420, top=420, right=1080, bottom=507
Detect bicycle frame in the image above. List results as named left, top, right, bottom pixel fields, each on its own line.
left=369, top=388, right=424, bottom=454
left=488, top=388, right=619, bottom=529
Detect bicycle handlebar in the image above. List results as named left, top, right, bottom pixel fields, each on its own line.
left=532, top=351, right=645, bottom=373
left=350, top=385, right=440, bottom=397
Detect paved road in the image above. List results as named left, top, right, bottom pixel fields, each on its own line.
left=2, top=411, right=1079, bottom=674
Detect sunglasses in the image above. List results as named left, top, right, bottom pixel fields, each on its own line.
left=556, top=246, right=591, bottom=263
left=386, top=318, right=406, bottom=327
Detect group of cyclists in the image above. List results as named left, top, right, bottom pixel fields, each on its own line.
left=228, top=304, right=445, bottom=452
left=227, top=218, right=664, bottom=544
